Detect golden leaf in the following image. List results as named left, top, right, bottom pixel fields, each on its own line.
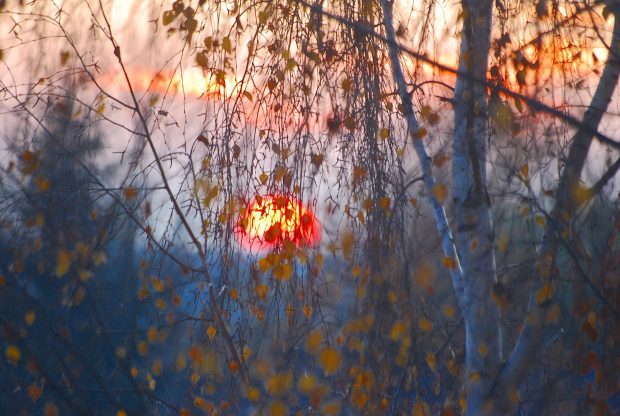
left=256, top=284, right=269, bottom=301
left=55, top=248, right=71, bottom=277
left=414, top=127, right=428, bottom=139
left=478, top=343, right=489, bottom=358
left=245, top=386, right=260, bottom=402
left=425, top=351, right=436, bottom=371
left=207, top=326, right=217, bottom=341
left=341, top=230, right=355, bottom=261
left=270, top=400, right=289, bottom=416
left=25, top=310, right=36, bottom=326
left=535, top=282, right=554, bottom=305
left=267, top=371, right=293, bottom=396
left=442, top=256, right=457, bottom=270
left=319, top=347, right=341, bottom=375
left=273, top=262, right=292, bottom=280
left=419, top=318, right=433, bottom=332
left=432, top=183, right=448, bottom=203
left=443, top=304, right=456, bottom=319
left=519, top=163, right=529, bottom=179
left=379, top=127, right=390, bottom=140
left=305, top=330, right=322, bottom=353
left=390, top=321, right=407, bottom=341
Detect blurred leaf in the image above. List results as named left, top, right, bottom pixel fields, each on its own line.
left=55, top=249, right=71, bottom=277
left=5, top=345, right=20, bottom=364
left=319, top=347, right=341, bottom=375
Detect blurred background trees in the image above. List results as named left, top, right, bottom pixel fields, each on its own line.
left=1, top=0, right=619, bottom=415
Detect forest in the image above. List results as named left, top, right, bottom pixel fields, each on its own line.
left=1, top=0, right=619, bottom=415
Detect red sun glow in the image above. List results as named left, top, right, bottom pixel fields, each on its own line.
left=236, top=195, right=320, bottom=250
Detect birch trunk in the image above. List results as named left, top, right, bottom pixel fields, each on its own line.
left=450, top=1, right=502, bottom=413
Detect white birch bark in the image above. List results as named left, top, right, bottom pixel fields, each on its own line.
left=380, top=1, right=465, bottom=305
left=450, top=1, right=502, bottom=413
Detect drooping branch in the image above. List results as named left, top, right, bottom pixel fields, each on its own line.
left=380, top=0, right=465, bottom=305
left=95, top=0, right=250, bottom=386
left=296, top=0, right=620, bottom=151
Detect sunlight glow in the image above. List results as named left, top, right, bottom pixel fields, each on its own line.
left=236, top=195, right=320, bottom=250
left=98, top=67, right=239, bottom=99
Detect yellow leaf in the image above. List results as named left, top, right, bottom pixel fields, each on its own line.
left=319, top=347, right=341, bottom=375
left=207, top=326, right=217, bottom=341
left=379, top=196, right=391, bottom=211
left=534, top=214, right=545, bottom=226
left=442, top=256, right=457, bottom=270
left=389, top=321, right=406, bottom=341
left=256, top=284, right=269, bottom=301
left=478, top=343, right=489, bottom=358
left=259, top=172, right=269, bottom=184
left=321, top=399, right=342, bottom=415
left=25, top=310, right=36, bottom=326
left=270, top=400, right=289, bottom=416
left=222, top=36, right=232, bottom=53
left=341, top=230, right=355, bottom=261
left=266, top=370, right=293, bottom=396
left=245, top=386, right=260, bottom=402
left=297, top=373, right=317, bottom=394
left=306, top=330, right=322, bottom=353
left=151, top=278, right=165, bottom=292
left=415, top=263, right=435, bottom=291
left=55, top=248, right=71, bottom=277
left=303, top=304, right=313, bottom=319
left=426, top=352, right=436, bottom=372
left=258, top=256, right=272, bottom=273
left=419, top=318, right=433, bottom=332
left=379, top=127, right=390, bottom=140
left=414, top=127, right=428, bottom=139
left=413, top=401, right=431, bottom=416
left=242, top=345, right=252, bottom=361
left=469, top=371, right=481, bottom=383
left=5, top=345, right=21, bottom=364
left=443, top=304, right=456, bottom=319
left=535, top=282, right=554, bottom=305
left=352, top=265, right=362, bottom=278
left=432, top=183, right=448, bottom=203
left=519, top=163, right=529, bottom=179
left=273, top=262, right=292, bottom=280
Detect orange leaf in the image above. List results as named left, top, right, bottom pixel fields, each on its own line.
left=28, top=384, right=42, bottom=402
left=207, top=326, right=217, bottom=341
left=432, top=183, right=448, bottom=203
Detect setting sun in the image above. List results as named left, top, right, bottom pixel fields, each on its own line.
left=236, top=195, right=320, bottom=250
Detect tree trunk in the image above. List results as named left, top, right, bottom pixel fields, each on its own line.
left=450, top=1, right=502, bottom=413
